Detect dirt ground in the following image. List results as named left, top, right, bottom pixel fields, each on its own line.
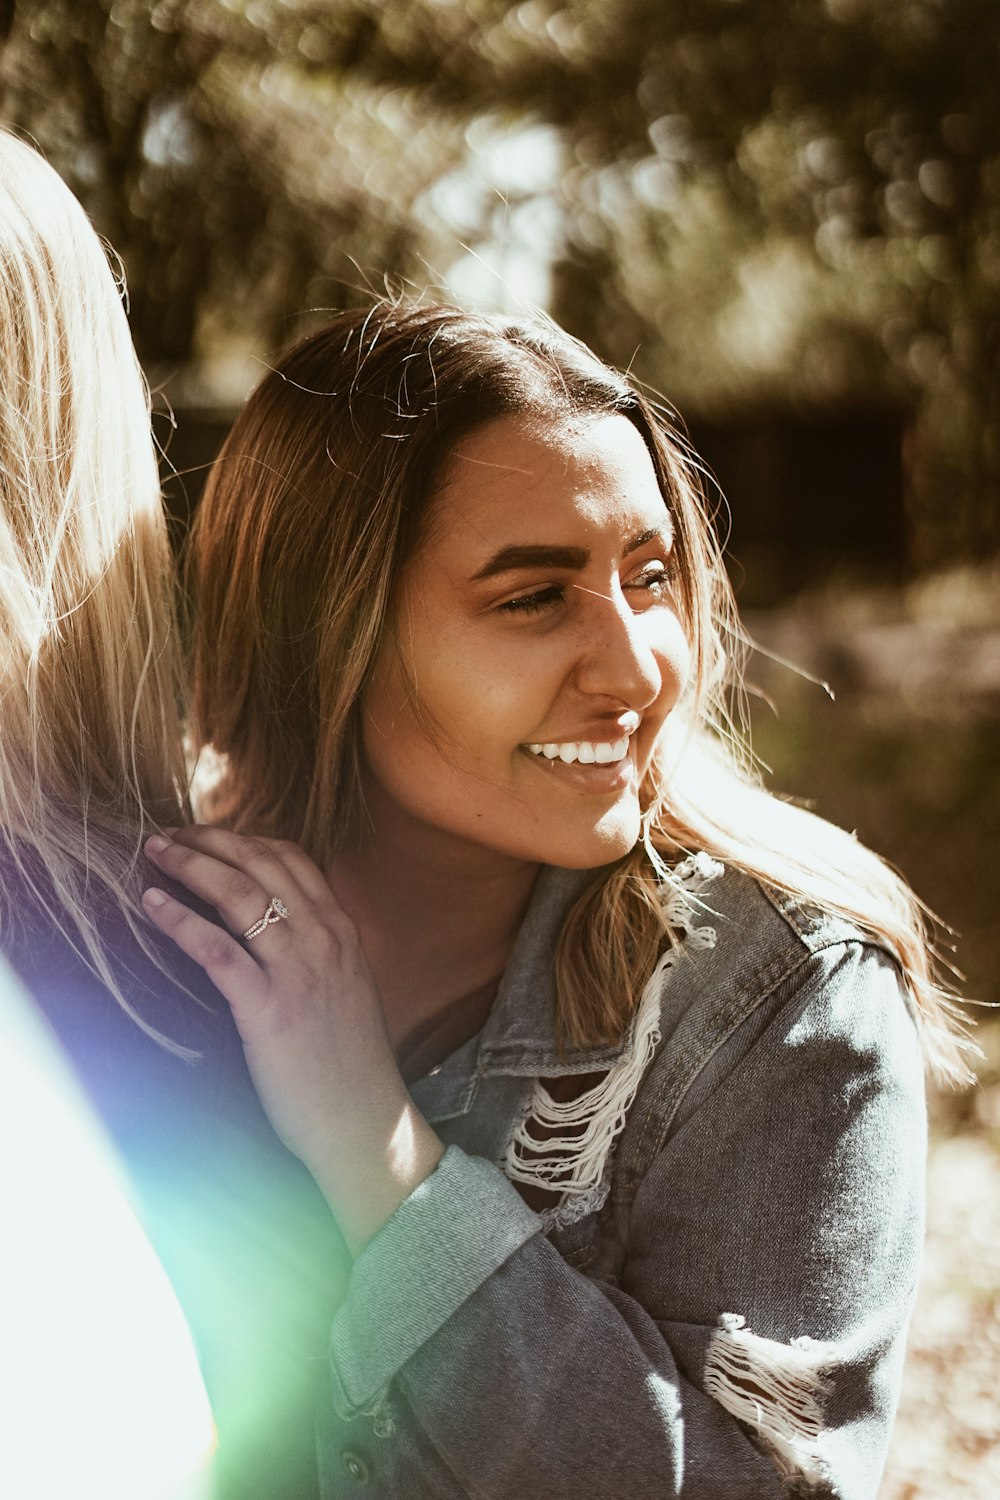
left=880, top=1069, right=1000, bottom=1495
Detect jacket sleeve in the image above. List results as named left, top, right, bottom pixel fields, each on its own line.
left=323, top=941, right=926, bottom=1500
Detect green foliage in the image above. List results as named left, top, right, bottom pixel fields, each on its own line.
left=1, top=0, right=997, bottom=560
left=0, top=0, right=477, bottom=360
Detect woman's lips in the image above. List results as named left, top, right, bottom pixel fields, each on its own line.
left=518, top=739, right=636, bottom=791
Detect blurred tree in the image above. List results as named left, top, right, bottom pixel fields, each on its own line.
left=0, top=0, right=477, bottom=367
left=1, top=0, right=996, bottom=565
left=541, top=0, right=1000, bottom=569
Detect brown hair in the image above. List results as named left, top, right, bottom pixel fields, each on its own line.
left=190, top=301, right=971, bottom=1082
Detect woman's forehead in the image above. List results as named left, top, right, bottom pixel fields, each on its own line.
left=427, top=413, right=669, bottom=550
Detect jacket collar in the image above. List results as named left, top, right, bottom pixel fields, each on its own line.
left=475, top=864, right=634, bottom=1077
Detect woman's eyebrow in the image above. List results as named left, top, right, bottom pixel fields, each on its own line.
left=470, top=524, right=672, bottom=582
left=624, top=524, right=673, bottom=556
left=471, top=545, right=589, bottom=580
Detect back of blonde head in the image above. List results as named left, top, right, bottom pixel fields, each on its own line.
left=0, top=131, right=190, bottom=1042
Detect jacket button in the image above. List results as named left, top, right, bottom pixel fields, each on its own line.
left=340, top=1449, right=372, bottom=1485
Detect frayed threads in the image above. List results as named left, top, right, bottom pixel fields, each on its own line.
left=358, top=1385, right=396, bottom=1440
left=704, top=1313, right=833, bottom=1487
left=503, top=853, right=722, bottom=1207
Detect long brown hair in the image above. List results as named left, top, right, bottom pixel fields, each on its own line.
left=190, top=301, right=971, bottom=1083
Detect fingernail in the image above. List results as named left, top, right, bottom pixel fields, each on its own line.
left=146, top=835, right=170, bottom=855
left=143, top=887, right=167, bottom=907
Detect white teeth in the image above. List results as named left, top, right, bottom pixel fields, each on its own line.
left=594, top=737, right=628, bottom=764
left=525, top=735, right=630, bottom=765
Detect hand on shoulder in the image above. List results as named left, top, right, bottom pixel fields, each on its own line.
left=142, top=826, right=444, bottom=1253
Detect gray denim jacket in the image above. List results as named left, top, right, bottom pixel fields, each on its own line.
left=318, top=857, right=925, bottom=1499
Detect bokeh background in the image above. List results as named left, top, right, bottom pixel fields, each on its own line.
left=2, top=1, right=997, bottom=1488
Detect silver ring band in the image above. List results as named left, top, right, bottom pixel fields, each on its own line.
left=243, top=896, right=289, bottom=941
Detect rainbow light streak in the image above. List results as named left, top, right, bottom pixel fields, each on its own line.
left=0, top=959, right=216, bottom=1500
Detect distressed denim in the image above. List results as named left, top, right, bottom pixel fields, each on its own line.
left=318, top=860, right=926, bottom=1499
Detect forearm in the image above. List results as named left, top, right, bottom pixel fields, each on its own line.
left=325, top=1149, right=788, bottom=1499
left=398, top=1235, right=785, bottom=1500
left=306, top=1093, right=445, bottom=1258
left=321, top=947, right=925, bottom=1500
left=325, top=1145, right=913, bottom=1500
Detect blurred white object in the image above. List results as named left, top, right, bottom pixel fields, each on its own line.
left=0, top=956, right=215, bottom=1500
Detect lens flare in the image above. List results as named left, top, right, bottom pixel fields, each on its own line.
left=0, top=959, right=216, bottom=1500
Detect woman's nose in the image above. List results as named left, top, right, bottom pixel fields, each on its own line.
left=571, top=587, right=663, bottom=708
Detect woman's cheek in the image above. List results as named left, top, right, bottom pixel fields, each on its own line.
left=654, top=613, right=692, bottom=706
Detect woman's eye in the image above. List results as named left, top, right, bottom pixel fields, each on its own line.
left=498, top=585, right=564, bottom=615
left=624, top=561, right=677, bottom=600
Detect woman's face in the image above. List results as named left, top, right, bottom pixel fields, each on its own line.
left=360, top=413, right=692, bottom=871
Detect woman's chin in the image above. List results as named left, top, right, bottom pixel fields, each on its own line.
left=541, top=804, right=643, bottom=870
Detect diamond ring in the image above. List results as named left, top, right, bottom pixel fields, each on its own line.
left=242, top=897, right=289, bottom=942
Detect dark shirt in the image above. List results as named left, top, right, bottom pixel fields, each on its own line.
left=0, top=850, right=348, bottom=1500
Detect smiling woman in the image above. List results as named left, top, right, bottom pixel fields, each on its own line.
left=144, top=302, right=971, bottom=1499
left=360, top=414, right=690, bottom=873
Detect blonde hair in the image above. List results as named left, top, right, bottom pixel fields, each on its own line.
left=190, top=301, right=972, bottom=1084
left=0, top=131, right=192, bottom=1045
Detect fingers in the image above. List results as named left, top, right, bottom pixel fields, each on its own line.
left=141, top=886, right=263, bottom=1019
left=163, top=826, right=343, bottom=914
left=145, top=832, right=297, bottom=948
left=266, top=838, right=338, bottom=906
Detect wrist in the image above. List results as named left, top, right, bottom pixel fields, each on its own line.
left=308, top=1094, right=445, bottom=1256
